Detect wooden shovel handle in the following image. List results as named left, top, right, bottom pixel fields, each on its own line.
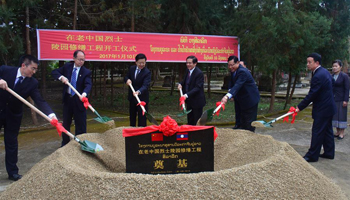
left=179, top=88, right=186, bottom=110
left=6, top=87, right=76, bottom=139
left=129, top=84, right=146, bottom=113
left=66, top=82, right=95, bottom=112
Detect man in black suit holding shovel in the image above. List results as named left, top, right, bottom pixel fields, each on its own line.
left=0, top=55, right=57, bottom=181
left=124, top=53, right=151, bottom=127
left=178, top=55, right=206, bottom=125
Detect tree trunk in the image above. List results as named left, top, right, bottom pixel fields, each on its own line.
left=207, top=65, right=212, bottom=99
left=41, top=61, right=47, bottom=98
left=73, top=0, right=77, bottom=30
left=268, top=69, right=277, bottom=113
left=26, top=5, right=38, bottom=125
left=131, top=1, right=135, bottom=32
left=288, top=74, right=298, bottom=104
left=284, top=69, right=292, bottom=109
left=170, top=64, right=176, bottom=96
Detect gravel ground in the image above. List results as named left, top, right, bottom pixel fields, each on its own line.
left=0, top=127, right=346, bottom=199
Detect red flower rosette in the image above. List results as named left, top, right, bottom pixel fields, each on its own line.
left=81, top=97, right=91, bottom=109
left=215, top=102, right=225, bottom=116
left=137, top=101, right=146, bottom=115
left=283, top=106, right=298, bottom=124
left=50, top=119, right=67, bottom=137
left=179, top=96, right=186, bottom=110
left=159, top=116, right=179, bottom=136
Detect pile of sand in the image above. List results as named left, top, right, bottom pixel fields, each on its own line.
left=0, top=128, right=346, bottom=199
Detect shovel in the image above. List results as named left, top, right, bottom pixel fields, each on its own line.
left=66, top=82, right=114, bottom=127
left=177, top=88, right=192, bottom=117
left=128, top=84, right=158, bottom=125
left=6, top=87, right=103, bottom=153
left=196, top=103, right=223, bottom=126
left=251, top=111, right=295, bottom=128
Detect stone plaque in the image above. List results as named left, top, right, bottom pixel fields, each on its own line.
left=125, top=127, right=214, bottom=174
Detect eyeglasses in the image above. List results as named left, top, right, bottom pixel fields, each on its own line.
left=31, top=67, right=38, bottom=72
left=75, top=58, right=85, bottom=62
left=136, top=61, right=146, bottom=66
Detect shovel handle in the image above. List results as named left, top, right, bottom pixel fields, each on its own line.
left=275, top=111, right=294, bottom=121
left=129, top=84, right=147, bottom=113
left=212, top=103, right=223, bottom=115
left=179, top=88, right=186, bottom=110
left=66, top=82, right=95, bottom=113
left=5, top=88, right=76, bottom=140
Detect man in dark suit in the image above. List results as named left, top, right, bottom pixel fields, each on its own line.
left=0, top=55, right=57, bottom=181
left=296, top=53, right=336, bottom=162
left=221, top=55, right=260, bottom=132
left=52, top=50, right=92, bottom=147
left=178, top=55, right=206, bottom=125
left=124, top=53, right=151, bottom=127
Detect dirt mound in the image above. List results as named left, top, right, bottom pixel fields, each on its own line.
left=0, top=128, right=346, bottom=199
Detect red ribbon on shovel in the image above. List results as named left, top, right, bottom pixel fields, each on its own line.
left=283, top=107, right=298, bottom=123
left=215, top=102, right=225, bottom=116
left=179, top=96, right=186, bottom=110
left=137, top=101, right=147, bottom=115
left=50, top=119, right=67, bottom=137
left=81, top=97, right=91, bottom=109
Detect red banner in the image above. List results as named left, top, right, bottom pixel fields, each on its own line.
left=37, top=29, right=239, bottom=63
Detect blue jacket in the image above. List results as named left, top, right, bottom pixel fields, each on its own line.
left=51, top=62, right=92, bottom=111
left=124, top=65, right=151, bottom=103
left=228, top=65, right=260, bottom=110
left=180, top=67, right=206, bottom=109
left=0, top=65, right=53, bottom=124
left=298, top=66, right=336, bottom=119
left=332, top=71, right=349, bottom=102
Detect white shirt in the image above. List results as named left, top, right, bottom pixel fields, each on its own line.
left=15, top=68, right=25, bottom=85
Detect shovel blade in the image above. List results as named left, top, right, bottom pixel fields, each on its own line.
left=94, top=116, right=112, bottom=123
left=81, top=140, right=104, bottom=153
left=177, top=109, right=192, bottom=117
left=146, top=112, right=158, bottom=125
left=196, top=108, right=214, bottom=126
left=251, top=120, right=273, bottom=128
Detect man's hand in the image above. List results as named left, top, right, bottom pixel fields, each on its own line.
left=126, top=79, right=132, bottom=86
left=133, top=91, right=140, bottom=96
left=0, top=79, right=8, bottom=90
left=80, top=92, right=87, bottom=101
left=60, top=76, right=68, bottom=84
left=221, top=95, right=229, bottom=105
left=48, top=113, right=57, bottom=120
left=178, top=84, right=182, bottom=90
left=343, top=101, right=348, bottom=107
left=295, top=107, right=300, bottom=113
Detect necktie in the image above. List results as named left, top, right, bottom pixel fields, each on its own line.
left=135, top=69, right=140, bottom=79
left=70, top=68, right=77, bottom=96
left=185, top=71, right=190, bottom=92
left=14, top=76, right=23, bottom=91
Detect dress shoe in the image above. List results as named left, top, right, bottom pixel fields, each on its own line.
left=8, top=174, right=22, bottom=181
left=303, top=156, right=318, bottom=162
left=319, top=154, right=334, bottom=159
left=232, top=125, right=240, bottom=129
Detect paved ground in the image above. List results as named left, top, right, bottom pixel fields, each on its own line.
left=0, top=87, right=349, bottom=199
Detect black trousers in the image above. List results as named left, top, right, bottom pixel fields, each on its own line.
left=186, top=105, right=203, bottom=126
left=62, top=95, right=87, bottom=147
left=305, top=116, right=335, bottom=161
left=240, top=104, right=258, bottom=132
left=234, top=99, right=241, bottom=127
left=0, top=113, right=21, bottom=176
left=129, top=100, right=148, bottom=127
